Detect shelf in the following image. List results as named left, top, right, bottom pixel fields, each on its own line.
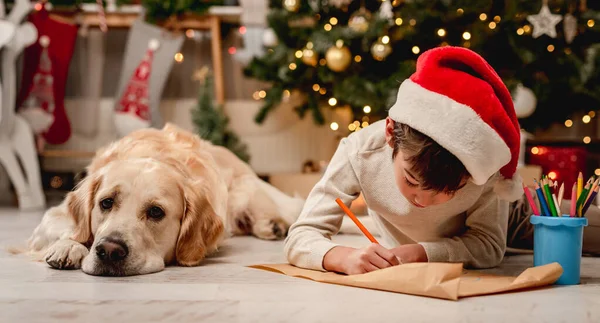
left=50, top=4, right=242, bottom=27
left=40, top=150, right=96, bottom=159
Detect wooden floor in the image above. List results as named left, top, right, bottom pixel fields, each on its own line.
left=1, top=208, right=599, bottom=323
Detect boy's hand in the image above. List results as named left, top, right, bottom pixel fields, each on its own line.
left=391, top=244, right=428, bottom=264
left=323, top=244, right=400, bottom=275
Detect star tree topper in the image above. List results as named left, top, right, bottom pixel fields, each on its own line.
left=527, top=1, right=563, bottom=39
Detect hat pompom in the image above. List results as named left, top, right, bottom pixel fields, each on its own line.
left=494, top=173, right=524, bottom=202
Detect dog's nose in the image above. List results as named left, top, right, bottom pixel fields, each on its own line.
left=95, top=237, right=129, bottom=262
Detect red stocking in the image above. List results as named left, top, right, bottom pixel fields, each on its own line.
left=17, top=9, right=78, bottom=148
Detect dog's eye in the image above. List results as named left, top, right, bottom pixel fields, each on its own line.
left=100, top=198, right=114, bottom=210
left=147, top=206, right=165, bottom=220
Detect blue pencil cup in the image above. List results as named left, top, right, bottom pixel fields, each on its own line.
left=530, top=215, right=588, bottom=285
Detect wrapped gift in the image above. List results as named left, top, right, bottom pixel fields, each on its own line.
left=528, top=146, right=588, bottom=199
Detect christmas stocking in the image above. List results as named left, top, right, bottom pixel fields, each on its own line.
left=18, top=35, right=55, bottom=145
left=16, top=9, right=78, bottom=148
left=114, top=18, right=184, bottom=137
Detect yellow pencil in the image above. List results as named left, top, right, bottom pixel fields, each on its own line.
left=577, top=172, right=583, bottom=200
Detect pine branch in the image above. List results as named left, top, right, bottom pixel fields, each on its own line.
left=191, top=73, right=251, bottom=163
left=244, top=0, right=600, bottom=131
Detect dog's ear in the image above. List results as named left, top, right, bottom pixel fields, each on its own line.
left=68, top=174, right=101, bottom=246
left=175, top=158, right=226, bottom=266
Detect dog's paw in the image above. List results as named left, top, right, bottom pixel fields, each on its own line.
left=45, top=239, right=89, bottom=270
left=252, top=218, right=288, bottom=240
left=234, top=213, right=253, bottom=235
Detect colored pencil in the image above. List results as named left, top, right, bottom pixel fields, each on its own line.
left=576, top=181, right=592, bottom=217
left=552, top=194, right=560, bottom=216
left=543, top=179, right=558, bottom=217
left=335, top=198, right=379, bottom=244
left=570, top=183, right=577, bottom=217
left=582, top=186, right=599, bottom=217
left=577, top=172, right=583, bottom=200
left=557, top=183, right=565, bottom=208
left=553, top=181, right=557, bottom=195
left=523, top=183, right=540, bottom=216
left=535, top=181, right=551, bottom=216
left=585, top=177, right=599, bottom=207
left=539, top=179, right=547, bottom=202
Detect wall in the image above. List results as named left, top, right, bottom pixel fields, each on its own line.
left=0, top=22, right=348, bottom=206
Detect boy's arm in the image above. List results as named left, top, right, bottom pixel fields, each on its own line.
left=417, top=182, right=509, bottom=268
left=284, top=138, right=362, bottom=271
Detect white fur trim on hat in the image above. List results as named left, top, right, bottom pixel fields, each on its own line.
left=388, top=79, right=511, bottom=187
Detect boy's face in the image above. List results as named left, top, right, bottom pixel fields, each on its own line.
left=391, top=151, right=458, bottom=208
left=385, top=117, right=464, bottom=208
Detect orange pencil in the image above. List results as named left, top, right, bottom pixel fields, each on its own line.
left=335, top=198, right=379, bottom=244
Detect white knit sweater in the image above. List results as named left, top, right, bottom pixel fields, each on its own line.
left=284, top=120, right=509, bottom=271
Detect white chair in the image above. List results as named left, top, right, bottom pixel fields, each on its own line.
left=0, top=0, right=45, bottom=210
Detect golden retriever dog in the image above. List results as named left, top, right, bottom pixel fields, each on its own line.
left=21, top=124, right=305, bottom=276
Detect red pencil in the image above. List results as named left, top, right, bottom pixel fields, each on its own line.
left=523, top=183, right=540, bottom=216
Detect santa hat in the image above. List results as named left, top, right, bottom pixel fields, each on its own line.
left=388, top=46, right=522, bottom=201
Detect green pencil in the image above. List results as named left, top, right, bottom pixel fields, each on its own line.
left=543, top=179, right=558, bottom=217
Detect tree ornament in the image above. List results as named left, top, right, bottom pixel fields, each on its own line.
left=308, top=0, right=319, bottom=11
left=301, top=42, right=318, bottom=66
left=563, top=8, right=577, bottom=44
left=563, top=13, right=577, bottom=44
left=262, top=28, right=278, bottom=47
left=371, top=37, right=392, bottom=61
left=378, top=0, right=394, bottom=25
left=512, top=84, right=537, bottom=118
left=326, top=40, right=352, bottom=72
left=348, top=7, right=372, bottom=33
left=283, top=0, right=300, bottom=12
left=526, top=0, right=562, bottom=39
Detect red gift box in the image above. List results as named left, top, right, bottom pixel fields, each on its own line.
left=528, top=146, right=588, bottom=200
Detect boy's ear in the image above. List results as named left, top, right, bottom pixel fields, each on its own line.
left=385, top=117, right=395, bottom=148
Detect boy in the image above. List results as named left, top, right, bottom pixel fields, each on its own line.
left=284, top=46, right=524, bottom=275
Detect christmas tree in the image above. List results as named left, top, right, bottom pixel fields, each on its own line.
left=243, top=0, right=600, bottom=132
left=191, top=68, right=251, bottom=163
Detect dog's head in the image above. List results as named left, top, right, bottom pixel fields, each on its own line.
left=66, top=152, right=226, bottom=276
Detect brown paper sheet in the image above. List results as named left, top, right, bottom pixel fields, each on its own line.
left=249, top=262, right=563, bottom=301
